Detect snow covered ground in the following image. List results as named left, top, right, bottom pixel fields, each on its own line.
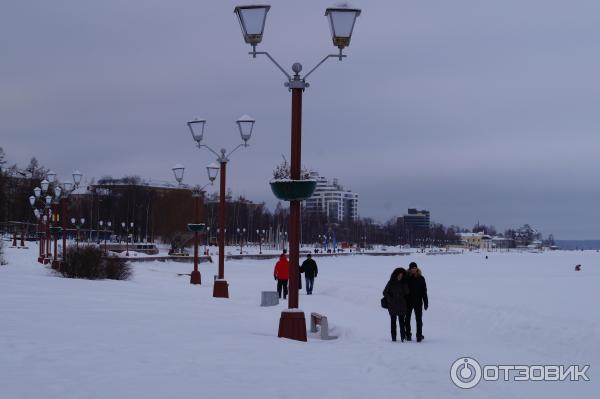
left=0, top=246, right=597, bottom=398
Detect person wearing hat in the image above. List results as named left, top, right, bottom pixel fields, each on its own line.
left=406, top=262, right=428, bottom=342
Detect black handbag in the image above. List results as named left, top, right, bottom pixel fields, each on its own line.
left=380, top=296, right=388, bottom=309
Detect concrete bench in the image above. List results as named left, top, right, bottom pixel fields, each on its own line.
left=310, top=312, right=338, bottom=340
left=260, top=291, right=279, bottom=307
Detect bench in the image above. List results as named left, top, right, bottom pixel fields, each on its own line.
left=310, top=312, right=338, bottom=340
left=260, top=291, right=279, bottom=307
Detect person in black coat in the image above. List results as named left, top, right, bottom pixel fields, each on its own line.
left=406, top=262, right=428, bottom=342
left=383, top=267, right=410, bottom=342
left=300, top=254, right=318, bottom=295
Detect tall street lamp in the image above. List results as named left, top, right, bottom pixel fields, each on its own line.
left=234, top=4, right=361, bottom=341
left=187, top=115, right=256, bottom=298
left=171, top=163, right=219, bottom=285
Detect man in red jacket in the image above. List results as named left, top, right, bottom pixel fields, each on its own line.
left=274, top=252, right=289, bottom=299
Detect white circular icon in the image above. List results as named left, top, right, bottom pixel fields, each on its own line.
left=450, top=357, right=482, bottom=389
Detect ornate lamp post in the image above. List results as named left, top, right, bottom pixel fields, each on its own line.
left=49, top=170, right=83, bottom=265
left=71, top=218, right=85, bottom=249
left=30, top=172, right=60, bottom=264
left=171, top=163, right=219, bottom=284
left=29, top=191, right=45, bottom=263
left=120, top=222, right=134, bottom=256
left=187, top=116, right=256, bottom=297
left=234, top=3, right=361, bottom=340
left=99, top=220, right=112, bottom=254
left=236, top=227, right=247, bottom=254
left=49, top=185, right=63, bottom=269
left=205, top=226, right=211, bottom=254
left=256, top=229, right=266, bottom=254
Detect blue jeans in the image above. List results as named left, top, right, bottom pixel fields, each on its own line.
left=305, top=276, right=314, bottom=294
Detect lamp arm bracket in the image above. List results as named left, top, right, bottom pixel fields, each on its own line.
left=199, top=144, right=222, bottom=160
left=251, top=51, right=292, bottom=80
left=303, top=53, right=347, bottom=81
left=226, top=142, right=247, bottom=160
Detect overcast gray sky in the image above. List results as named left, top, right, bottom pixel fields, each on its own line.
left=2, top=0, right=600, bottom=239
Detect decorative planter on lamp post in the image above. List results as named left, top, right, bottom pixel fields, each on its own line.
left=234, top=3, right=360, bottom=341
left=187, top=116, right=256, bottom=297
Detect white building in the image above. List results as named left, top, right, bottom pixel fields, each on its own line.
left=304, top=172, right=358, bottom=223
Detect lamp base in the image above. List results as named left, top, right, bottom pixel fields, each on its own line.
left=213, top=279, right=229, bottom=298
left=43, top=257, right=51, bottom=265
left=38, top=256, right=45, bottom=264
left=278, top=310, right=307, bottom=342
left=51, top=259, right=61, bottom=270
left=190, top=270, right=201, bottom=285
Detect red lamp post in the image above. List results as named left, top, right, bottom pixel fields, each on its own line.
left=172, top=163, right=219, bottom=285
left=234, top=4, right=361, bottom=341
left=50, top=185, right=62, bottom=269
left=187, top=115, right=256, bottom=298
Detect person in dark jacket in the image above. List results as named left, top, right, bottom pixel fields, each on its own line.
left=383, top=267, right=410, bottom=342
left=406, top=262, right=428, bottom=342
left=300, top=254, right=318, bottom=295
left=273, top=253, right=289, bottom=299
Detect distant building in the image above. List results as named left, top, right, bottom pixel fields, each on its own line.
left=303, top=172, right=358, bottom=223
left=459, top=232, right=489, bottom=249
left=402, top=208, right=431, bottom=228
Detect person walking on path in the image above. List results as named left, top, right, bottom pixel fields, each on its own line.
left=406, top=262, right=428, bottom=342
left=300, top=254, right=318, bottom=295
left=273, top=252, right=289, bottom=299
left=383, top=267, right=410, bottom=342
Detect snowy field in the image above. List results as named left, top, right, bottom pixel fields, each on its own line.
left=1, top=246, right=598, bottom=398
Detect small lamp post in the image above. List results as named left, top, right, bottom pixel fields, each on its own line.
left=71, top=217, right=85, bottom=249
left=234, top=3, right=360, bottom=341
left=205, top=226, right=211, bottom=254
left=99, top=220, right=112, bottom=254
left=256, top=229, right=266, bottom=254
left=187, top=116, right=255, bottom=297
left=175, top=163, right=219, bottom=285
left=49, top=187, right=63, bottom=269
left=237, top=227, right=247, bottom=254
left=120, top=222, right=134, bottom=256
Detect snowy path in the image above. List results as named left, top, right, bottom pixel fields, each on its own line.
left=1, top=247, right=597, bottom=398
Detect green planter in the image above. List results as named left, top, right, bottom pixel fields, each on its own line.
left=187, top=223, right=206, bottom=233
left=270, top=180, right=317, bottom=201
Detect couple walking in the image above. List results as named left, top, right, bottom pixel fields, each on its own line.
left=273, top=250, right=319, bottom=299
left=382, top=262, right=428, bottom=342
